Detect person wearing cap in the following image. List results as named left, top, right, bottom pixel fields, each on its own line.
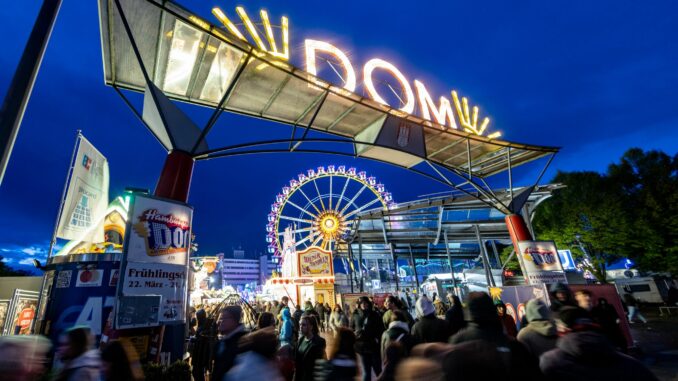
left=540, top=306, right=658, bottom=380
left=516, top=299, right=558, bottom=357
left=494, top=300, right=518, bottom=338
left=411, top=296, right=449, bottom=344
left=549, top=282, right=576, bottom=318
left=352, top=296, right=384, bottom=381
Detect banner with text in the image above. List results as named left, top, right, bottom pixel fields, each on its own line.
left=517, top=241, right=567, bottom=285
left=297, top=246, right=333, bottom=277
left=122, top=262, right=187, bottom=323
left=56, top=135, right=109, bottom=242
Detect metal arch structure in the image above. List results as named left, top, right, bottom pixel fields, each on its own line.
left=267, top=165, right=392, bottom=256
left=97, top=0, right=559, bottom=216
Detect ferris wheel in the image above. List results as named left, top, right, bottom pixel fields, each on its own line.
left=266, top=166, right=395, bottom=256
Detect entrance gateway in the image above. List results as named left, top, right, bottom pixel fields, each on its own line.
left=40, top=0, right=559, bottom=362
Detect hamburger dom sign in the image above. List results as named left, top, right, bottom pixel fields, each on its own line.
left=97, top=0, right=558, bottom=213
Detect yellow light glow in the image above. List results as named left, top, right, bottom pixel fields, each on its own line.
left=304, top=39, right=356, bottom=91
left=260, top=10, right=278, bottom=53
left=188, top=15, right=210, bottom=31
left=363, top=58, right=415, bottom=114
left=414, top=80, right=457, bottom=130
left=236, top=6, right=267, bottom=52
left=280, top=16, right=290, bottom=60
left=212, top=7, right=246, bottom=41
left=487, top=131, right=501, bottom=139
left=451, top=90, right=494, bottom=136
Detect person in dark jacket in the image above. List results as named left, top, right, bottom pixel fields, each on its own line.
left=375, top=342, right=406, bottom=381
left=495, top=300, right=518, bottom=338
left=190, top=309, right=210, bottom=381
left=516, top=299, right=558, bottom=357
left=591, top=297, right=627, bottom=350
left=444, top=295, right=466, bottom=337
left=381, top=310, right=416, bottom=359
left=540, top=306, right=658, bottom=380
left=549, top=282, right=576, bottom=318
left=315, top=301, right=327, bottom=332
left=212, top=305, right=247, bottom=381
left=295, top=315, right=326, bottom=381
left=304, top=301, right=321, bottom=325
left=315, top=327, right=357, bottom=381
left=352, top=296, right=384, bottom=381
left=448, top=292, right=541, bottom=381
left=411, top=296, right=449, bottom=344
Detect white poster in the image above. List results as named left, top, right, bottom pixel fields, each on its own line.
left=126, top=195, right=193, bottom=266
left=122, top=262, right=187, bottom=323
left=56, top=135, right=109, bottom=243
left=517, top=241, right=567, bottom=285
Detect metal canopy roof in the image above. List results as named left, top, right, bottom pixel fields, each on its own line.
left=98, top=0, right=558, bottom=181
left=333, top=184, right=563, bottom=260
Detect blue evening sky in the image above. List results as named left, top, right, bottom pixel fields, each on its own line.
left=1, top=1, right=676, bottom=272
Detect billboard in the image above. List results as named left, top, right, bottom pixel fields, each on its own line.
left=517, top=241, right=567, bottom=285
left=116, top=194, right=193, bottom=328
left=297, top=246, right=333, bottom=277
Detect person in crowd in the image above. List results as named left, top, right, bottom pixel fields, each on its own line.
left=382, top=295, right=414, bottom=329
left=447, top=292, right=541, bottom=380
left=549, top=282, right=576, bottom=318
left=100, top=340, right=144, bottom=381
left=293, top=304, right=304, bottom=326
left=280, top=307, right=295, bottom=347
left=277, top=344, right=295, bottom=381
left=330, top=304, right=349, bottom=331
left=624, top=291, right=648, bottom=324
left=591, top=297, right=627, bottom=350
left=324, top=303, right=332, bottom=328
left=304, top=301, right=321, bottom=325
left=376, top=342, right=406, bottom=381
left=494, top=300, right=518, bottom=338
left=395, top=358, right=444, bottom=381
left=315, top=327, right=358, bottom=381
left=212, top=305, right=247, bottom=381
left=574, top=289, right=593, bottom=311
left=352, top=296, right=384, bottom=381
left=294, top=315, right=326, bottom=381
left=271, top=301, right=281, bottom=318
left=516, top=299, right=558, bottom=357
left=315, top=301, right=327, bottom=332
left=278, top=296, right=290, bottom=327
left=0, top=335, right=51, bottom=381
left=433, top=297, right=447, bottom=317
left=381, top=310, right=416, bottom=359
left=540, top=306, right=658, bottom=380
left=226, top=328, right=283, bottom=381
left=190, top=309, right=210, bottom=381
left=411, top=296, right=448, bottom=344
left=444, top=294, right=466, bottom=337
left=258, top=311, right=276, bottom=329
left=54, top=326, right=101, bottom=381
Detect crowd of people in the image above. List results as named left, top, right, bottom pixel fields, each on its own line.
left=191, top=284, right=658, bottom=381
left=0, top=283, right=661, bottom=380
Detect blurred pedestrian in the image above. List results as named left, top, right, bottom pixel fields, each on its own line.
left=411, top=296, right=448, bottom=344
left=574, top=289, right=593, bottom=312
left=315, top=301, right=327, bottom=332
left=624, top=292, right=647, bottom=324
left=395, top=358, right=444, bottom=381
left=54, top=326, right=101, bottom=381
left=100, top=340, right=144, bottom=381
left=190, top=309, right=210, bottom=381
left=495, top=300, right=517, bottom=338
left=277, top=344, right=295, bottom=381
left=226, top=327, right=283, bottom=381
left=315, top=327, right=357, bottom=381
left=258, top=312, right=276, bottom=329
left=516, top=299, right=557, bottom=357
left=549, top=283, right=576, bottom=318
left=213, top=305, right=247, bottom=381
left=304, top=301, right=321, bottom=326
left=444, top=295, right=465, bottom=337
left=591, top=297, right=627, bottom=350
left=352, top=296, right=384, bottom=381
left=330, top=305, right=349, bottom=331
left=294, top=315, right=326, bottom=381
left=0, top=335, right=51, bottom=381
left=280, top=307, right=295, bottom=347
left=375, top=342, right=406, bottom=381
left=381, top=310, right=416, bottom=359
left=540, top=306, right=658, bottom=380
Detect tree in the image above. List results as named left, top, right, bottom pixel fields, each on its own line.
left=533, top=171, right=632, bottom=282
left=607, top=149, right=678, bottom=275
left=0, top=256, right=32, bottom=276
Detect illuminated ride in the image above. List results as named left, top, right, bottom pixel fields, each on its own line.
left=266, top=165, right=394, bottom=256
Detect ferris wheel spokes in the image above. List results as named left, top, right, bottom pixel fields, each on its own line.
left=297, top=187, right=322, bottom=214
left=343, top=197, right=383, bottom=219
left=312, top=179, right=326, bottom=211
left=339, top=183, right=368, bottom=215
left=279, top=215, right=313, bottom=224
left=285, top=199, right=318, bottom=220
left=334, top=176, right=351, bottom=212
left=277, top=226, right=314, bottom=236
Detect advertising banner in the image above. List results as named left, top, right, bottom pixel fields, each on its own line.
left=557, top=250, right=577, bottom=270
left=3, top=289, right=39, bottom=335
left=517, top=241, right=567, bottom=285
left=0, top=300, right=9, bottom=331
left=126, top=195, right=193, bottom=265
left=490, top=285, right=550, bottom=331
left=122, top=262, right=188, bottom=323
left=298, top=246, right=333, bottom=277
left=56, top=135, right=109, bottom=243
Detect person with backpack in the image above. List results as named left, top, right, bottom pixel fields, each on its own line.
left=381, top=309, right=416, bottom=359
left=352, top=296, right=384, bottom=381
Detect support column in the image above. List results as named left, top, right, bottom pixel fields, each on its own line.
left=505, top=213, right=533, bottom=252
left=444, top=231, right=457, bottom=295
left=358, top=237, right=363, bottom=292
left=474, top=225, right=495, bottom=288
left=389, top=243, right=399, bottom=292
left=408, top=244, right=420, bottom=291
left=154, top=150, right=195, bottom=202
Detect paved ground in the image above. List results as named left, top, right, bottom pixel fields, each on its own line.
left=628, top=307, right=678, bottom=381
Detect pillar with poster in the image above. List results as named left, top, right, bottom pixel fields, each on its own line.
left=516, top=241, right=568, bottom=286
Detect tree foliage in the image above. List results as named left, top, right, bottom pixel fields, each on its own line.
left=0, top=256, right=32, bottom=277
left=533, top=148, right=677, bottom=278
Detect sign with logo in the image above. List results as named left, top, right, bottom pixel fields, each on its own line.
left=557, top=250, right=576, bottom=271
left=126, top=195, right=193, bottom=265
left=517, top=241, right=567, bottom=285
left=121, top=262, right=187, bottom=323
left=56, top=135, right=109, bottom=242
left=76, top=269, right=104, bottom=287
left=297, top=246, right=333, bottom=277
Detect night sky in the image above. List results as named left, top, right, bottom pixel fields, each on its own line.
left=1, top=1, right=676, bottom=272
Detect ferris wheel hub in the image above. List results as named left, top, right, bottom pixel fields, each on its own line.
left=315, top=211, right=343, bottom=241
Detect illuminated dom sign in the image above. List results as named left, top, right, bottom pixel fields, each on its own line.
left=211, top=6, right=501, bottom=139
